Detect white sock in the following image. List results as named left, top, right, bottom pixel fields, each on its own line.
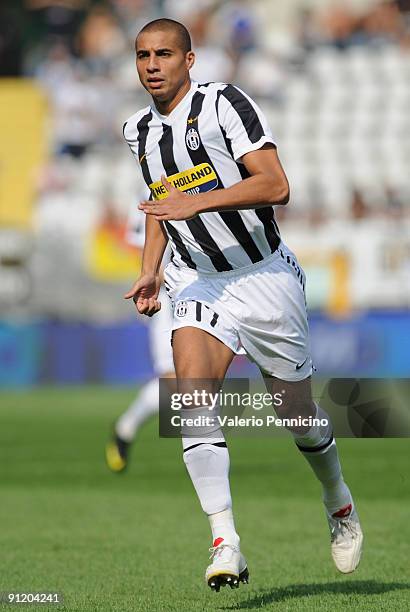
left=116, top=378, right=159, bottom=442
left=302, top=440, right=352, bottom=515
left=208, top=508, right=239, bottom=547
left=181, top=405, right=239, bottom=544
left=292, top=403, right=332, bottom=449
left=293, top=404, right=352, bottom=515
left=183, top=438, right=232, bottom=516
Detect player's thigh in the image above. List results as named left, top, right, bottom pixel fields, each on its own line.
left=238, top=252, right=312, bottom=381
left=149, top=286, right=174, bottom=375
left=164, top=262, right=238, bottom=393
left=172, top=326, right=234, bottom=393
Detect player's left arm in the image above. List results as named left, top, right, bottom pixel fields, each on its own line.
left=196, top=143, right=289, bottom=212
left=139, top=145, right=289, bottom=221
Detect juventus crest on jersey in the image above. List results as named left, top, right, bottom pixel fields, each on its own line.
left=123, top=81, right=281, bottom=273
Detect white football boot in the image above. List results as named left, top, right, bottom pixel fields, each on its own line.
left=327, top=503, right=363, bottom=573
left=205, top=537, right=249, bottom=592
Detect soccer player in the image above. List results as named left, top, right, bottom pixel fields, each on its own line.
left=105, top=203, right=174, bottom=473
left=123, top=18, right=363, bottom=590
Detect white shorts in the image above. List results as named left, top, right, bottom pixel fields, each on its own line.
left=149, top=285, right=174, bottom=375
left=164, top=243, right=312, bottom=382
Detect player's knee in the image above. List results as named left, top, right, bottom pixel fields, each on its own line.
left=275, top=397, right=316, bottom=435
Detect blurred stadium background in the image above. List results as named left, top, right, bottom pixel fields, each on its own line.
left=1, top=0, right=410, bottom=387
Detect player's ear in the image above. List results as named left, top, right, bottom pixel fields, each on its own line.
left=186, top=51, right=195, bottom=71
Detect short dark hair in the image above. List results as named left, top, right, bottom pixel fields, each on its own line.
left=136, top=18, right=192, bottom=54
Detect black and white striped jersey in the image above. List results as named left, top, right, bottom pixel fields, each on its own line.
left=123, top=81, right=281, bottom=273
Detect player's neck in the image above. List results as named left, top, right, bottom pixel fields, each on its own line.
left=153, top=79, right=192, bottom=116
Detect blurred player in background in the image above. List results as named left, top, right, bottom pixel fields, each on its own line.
left=105, top=200, right=174, bottom=472
left=124, top=18, right=363, bottom=591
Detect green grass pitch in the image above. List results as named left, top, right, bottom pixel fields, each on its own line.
left=1, top=386, right=409, bottom=611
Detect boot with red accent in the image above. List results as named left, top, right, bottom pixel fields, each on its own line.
left=205, top=536, right=249, bottom=592
left=327, top=502, right=363, bottom=573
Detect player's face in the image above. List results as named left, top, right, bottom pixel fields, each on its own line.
left=136, top=30, right=194, bottom=103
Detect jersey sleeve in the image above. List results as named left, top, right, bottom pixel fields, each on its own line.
left=123, top=120, right=140, bottom=165
left=217, top=84, right=276, bottom=162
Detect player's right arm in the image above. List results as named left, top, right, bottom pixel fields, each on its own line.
left=124, top=215, right=168, bottom=316
left=122, top=112, right=169, bottom=315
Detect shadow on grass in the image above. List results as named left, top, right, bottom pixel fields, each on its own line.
left=220, top=580, right=410, bottom=609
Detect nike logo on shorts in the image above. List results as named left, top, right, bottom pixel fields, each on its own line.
left=296, top=357, right=308, bottom=370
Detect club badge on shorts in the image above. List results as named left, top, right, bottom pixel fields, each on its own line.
left=175, top=300, right=188, bottom=317
left=186, top=128, right=200, bottom=151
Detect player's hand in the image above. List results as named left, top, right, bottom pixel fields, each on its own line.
left=139, top=175, right=199, bottom=221
left=124, top=273, right=161, bottom=317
